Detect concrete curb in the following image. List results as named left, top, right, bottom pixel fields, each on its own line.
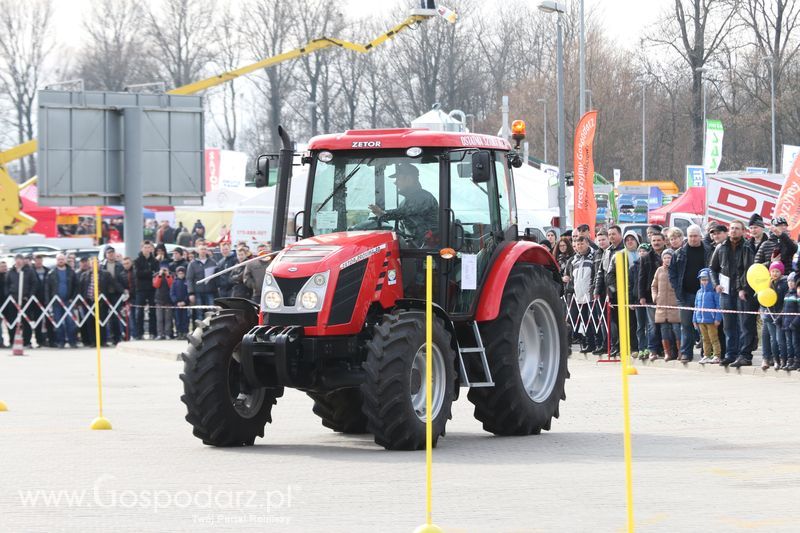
left=114, top=339, right=186, bottom=362
left=570, top=350, right=800, bottom=381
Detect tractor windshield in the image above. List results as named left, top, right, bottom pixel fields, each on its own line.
left=309, top=151, right=441, bottom=246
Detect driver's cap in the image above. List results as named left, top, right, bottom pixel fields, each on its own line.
left=389, top=162, right=419, bottom=179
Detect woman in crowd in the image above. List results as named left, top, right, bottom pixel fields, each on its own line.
left=555, top=236, right=575, bottom=273
left=651, top=248, right=682, bottom=361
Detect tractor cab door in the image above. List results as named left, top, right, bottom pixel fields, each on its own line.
left=445, top=150, right=513, bottom=316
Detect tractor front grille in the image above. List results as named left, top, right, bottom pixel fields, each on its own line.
left=328, top=259, right=368, bottom=325
left=274, top=276, right=310, bottom=308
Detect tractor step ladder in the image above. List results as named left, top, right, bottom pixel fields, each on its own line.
left=457, top=322, right=494, bottom=387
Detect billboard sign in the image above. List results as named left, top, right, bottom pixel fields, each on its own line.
left=703, top=119, right=724, bottom=173
left=781, top=144, right=800, bottom=175
left=706, top=173, right=784, bottom=226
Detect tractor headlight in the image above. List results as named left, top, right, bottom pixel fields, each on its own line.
left=300, top=291, right=319, bottom=309
left=264, top=291, right=282, bottom=310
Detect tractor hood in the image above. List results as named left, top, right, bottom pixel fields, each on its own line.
left=270, top=231, right=394, bottom=275
left=262, top=231, right=403, bottom=335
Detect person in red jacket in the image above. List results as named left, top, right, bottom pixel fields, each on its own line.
left=152, top=267, right=174, bottom=340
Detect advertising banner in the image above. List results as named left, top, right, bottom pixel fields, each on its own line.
left=703, top=120, right=724, bottom=173
left=774, top=153, right=800, bottom=239
left=204, top=149, right=248, bottom=192
left=573, top=111, right=598, bottom=235
left=706, top=173, right=784, bottom=226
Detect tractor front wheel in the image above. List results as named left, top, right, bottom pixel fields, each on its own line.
left=361, top=311, right=456, bottom=450
left=180, top=311, right=280, bottom=446
left=468, top=264, right=569, bottom=435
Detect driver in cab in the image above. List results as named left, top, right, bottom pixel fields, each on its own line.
left=368, top=162, right=439, bottom=245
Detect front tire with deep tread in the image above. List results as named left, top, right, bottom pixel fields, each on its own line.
left=361, top=311, right=456, bottom=450
left=307, top=389, right=368, bottom=434
left=180, top=311, right=279, bottom=446
left=468, top=263, right=569, bottom=436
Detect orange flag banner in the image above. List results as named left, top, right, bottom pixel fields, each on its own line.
left=775, top=152, right=800, bottom=240
left=574, top=111, right=599, bottom=236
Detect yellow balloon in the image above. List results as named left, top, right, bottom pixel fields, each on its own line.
left=757, top=288, right=778, bottom=307
left=747, top=263, right=771, bottom=291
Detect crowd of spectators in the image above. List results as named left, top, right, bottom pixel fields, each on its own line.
left=0, top=238, right=269, bottom=349
left=557, top=215, right=800, bottom=371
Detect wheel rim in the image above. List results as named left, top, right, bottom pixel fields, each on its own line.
left=409, top=343, right=446, bottom=422
left=518, top=298, right=560, bottom=403
left=227, top=347, right=265, bottom=419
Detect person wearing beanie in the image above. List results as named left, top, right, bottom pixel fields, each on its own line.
left=693, top=268, right=723, bottom=364
left=781, top=273, right=799, bottom=370
left=748, top=214, right=768, bottom=253
left=760, top=261, right=789, bottom=370
left=595, top=225, right=625, bottom=357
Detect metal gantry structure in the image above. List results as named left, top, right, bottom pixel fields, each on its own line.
left=0, top=8, right=440, bottom=233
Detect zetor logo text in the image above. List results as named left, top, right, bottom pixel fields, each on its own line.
left=352, top=141, right=381, bottom=148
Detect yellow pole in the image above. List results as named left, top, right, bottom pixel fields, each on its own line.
left=90, top=257, right=112, bottom=430
left=615, top=251, right=635, bottom=532
left=414, top=256, right=441, bottom=533
left=95, top=206, right=102, bottom=243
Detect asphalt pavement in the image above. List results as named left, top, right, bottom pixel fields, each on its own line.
left=1, top=341, right=799, bottom=532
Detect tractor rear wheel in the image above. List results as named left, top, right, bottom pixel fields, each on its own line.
left=180, top=311, right=279, bottom=446
left=361, top=311, right=456, bottom=450
left=307, top=389, right=368, bottom=434
left=468, top=264, right=569, bottom=435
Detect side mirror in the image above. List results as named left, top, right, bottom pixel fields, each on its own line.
left=471, top=150, right=491, bottom=183
left=253, top=154, right=276, bottom=188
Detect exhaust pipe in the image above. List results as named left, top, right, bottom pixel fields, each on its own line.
left=271, top=126, right=294, bottom=252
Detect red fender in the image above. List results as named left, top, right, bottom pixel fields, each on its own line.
left=475, top=241, right=560, bottom=322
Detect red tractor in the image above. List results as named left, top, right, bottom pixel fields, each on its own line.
left=180, top=125, right=569, bottom=450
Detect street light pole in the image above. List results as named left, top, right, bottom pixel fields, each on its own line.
left=537, top=97, right=547, bottom=163
left=641, top=82, right=646, bottom=181
left=765, top=57, right=776, bottom=173
left=579, top=0, right=585, bottom=117
left=539, top=0, right=567, bottom=228
left=696, top=66, right=708, bottom=166
left=586, top=89, right=593, bottom=110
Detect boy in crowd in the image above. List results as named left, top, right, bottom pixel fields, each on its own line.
left=153, top=265, right=174, bottom=340
left=760, top=262, right=789, bottom=370
left=693, top=269, right=723, bottom=364
left=782, top=273, right=798, bottom=371
left=171, top=266, right=190, bottom=339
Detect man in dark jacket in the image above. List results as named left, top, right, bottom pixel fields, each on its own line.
left=669, top=224, right=713, bottom=360
left=77, top=262, right=114, bottom=346
left=638, top=230, right=665, bottom=357
left=590, top=231, right=610, bottom=354
left=709, top=220, right=757, bottom=367
left=31, top=255, right=54, bottom=347
left=214, top=242, right=238, bottom=298
left=101, top=246, right=126, bottom=345
left=5, top=255, right=36, bottom=347
left=186, top=243, right=218, bottom=325
left=754, top=217, right=798, bottom=273
left=45, top=253, right=78, bottom=348
left=594, top=225, right=624, bottom=356
left=133, top=241, right=159, bottom=339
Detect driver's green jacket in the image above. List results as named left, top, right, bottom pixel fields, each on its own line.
left=381, top=188, right=439, bottom=244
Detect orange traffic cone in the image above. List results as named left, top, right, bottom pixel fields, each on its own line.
left=11, top=324, right=24, bottom=356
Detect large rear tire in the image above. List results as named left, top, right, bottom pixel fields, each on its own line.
left=180, top=311, right=279, bottom=446
left=307, top=389, right=368, bottom=434
left=361, top=311, right=456, bottom=450
left=468, top=264, right=569, bottom=435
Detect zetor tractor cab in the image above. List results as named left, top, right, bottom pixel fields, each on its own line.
left=180, top=124, right=569, bottom=450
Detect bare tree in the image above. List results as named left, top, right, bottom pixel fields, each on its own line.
left=243, top=0, right=295, bottom=151
left=648, top=0, right=740, bottom=164
left=146, top=0, right=217, bottom=89
left=74, top=0, right=155, bottom=91
left=0, top=0, right=53, bottom=180
left=208, top=6, right=242, bottom=150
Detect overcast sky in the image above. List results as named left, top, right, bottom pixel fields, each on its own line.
left=52, top=0, right=673, bottom=52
